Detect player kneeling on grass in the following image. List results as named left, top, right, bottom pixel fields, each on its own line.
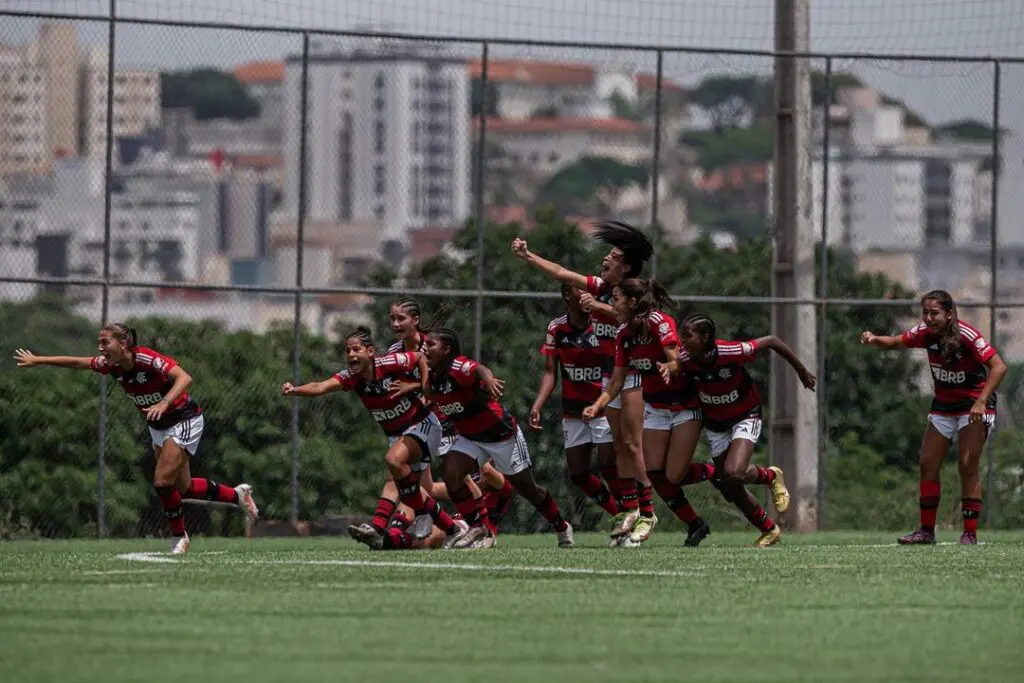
left=281, top=326, right=470, bottom=551
left=14, top=323, right=258, bottom=555
left=861, top=289, right=1006, bottom=545
left=658, top=313, right=815, bottom=547
left=424, top=326, right=575, bottom=549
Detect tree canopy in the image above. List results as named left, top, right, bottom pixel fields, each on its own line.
left=161, top=69, right=261, bottom=121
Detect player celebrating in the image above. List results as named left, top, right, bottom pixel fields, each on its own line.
left=281, top=326, right=469, bottom=550
left=13, top=323, right=258, bottom=554
left=658, top=313, right=811, bottom=547
left=424, top=325, right=574, bottom=549
left=530, top=283, right=619, bottom=519
left=512, top=221, right=653, bottom=543
left=861, top=290, right=1006, bottom=545
left=582, top=279, right=712, bottom=548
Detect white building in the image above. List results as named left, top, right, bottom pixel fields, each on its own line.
left=0, top=47, right=49, bottom=174
left=282, top=39, right=471, bottom=249
left=80, top=45, right=161, bottom=159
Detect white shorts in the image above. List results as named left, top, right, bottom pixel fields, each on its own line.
left=438, top=433, right=457, bottom=457
left=927, top=412, right=995, bottom=441
left=706, top=417, right=762, bottom=458
left=604, top=372, right=642, bottom=410
left=150, top=414, right=204, bottom=456
left=643, top=405, right=701, bottom=432
left=388, top=413, right=442, bottom=472
left=563, top=416, right=613, bottom=448
left=449, top=427, right=532, bottom=476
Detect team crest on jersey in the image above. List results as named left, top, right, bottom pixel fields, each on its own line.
left=719, top=368, right=732, bottom=379
left=658, top=322, right=670, bottom=335
left=928, top=344, right=939, bottom=352
left=136, top=372, right=147, bottom=384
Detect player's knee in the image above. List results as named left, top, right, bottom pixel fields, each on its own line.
left=722, top=461, right=747, bottom=481
left=958, top=457, right=979, bottom=479
left=384, top=450, right=406, bottom=475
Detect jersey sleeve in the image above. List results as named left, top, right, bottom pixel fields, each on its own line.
left=451, top=356, right=480, bottom=386
left=89, top=355, right=113, bottom=374
left=961, top=325, right=996, bottom=364
left=649, top=312, right=679, bottom=348
left=614, top=326, right=630, bottom=368
left=900, top=324, right=929, bottom=349
left=540, top=321, right=559, bottom=357
left=388, top=352, right=418, bottom=372
left=331, top=369, right=358, bottom=391
left=719, top=339, right=760, bottom=365
left=585, top=275, right=604, bottom=297
left=133, top=348, right=177, bottom=379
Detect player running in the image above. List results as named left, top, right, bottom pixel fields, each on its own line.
left=658, top=313, right=812, bottom=547
left=530, top=283, right=619, bottom=521
left=424, top=325, right=574, bottom=549
left=512, top=221, right=653, bottom=544
left=861, top=289, right=1006, bottom=545
left=582, top=279, right=712, bottom=547
left=13, top=323, right=258, bottom=554
left=281, top=326, right=470, bottom=550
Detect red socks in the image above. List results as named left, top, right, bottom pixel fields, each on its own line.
left=155, top=486, right=185, bottom=536
left=920, top=480, right=941, bottom=532
left=570, top=472, right=619, bottom=514
left=753, top=466, right=776, bottom=486
left=371, top=498, right=398, bottom=533
left=962, top=497, right=982, bottom=534
left=534, top=491, right=568, bottom=532
left=185, top=478, right=238, bottom=504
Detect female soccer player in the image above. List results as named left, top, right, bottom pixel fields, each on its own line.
left=14, top=323, right=258, bottom=554
left=281, top=326, right=469, bottom=550
left=512, top=221, right=653, bottom=543
left=658, top=313, right=812, bottom=547
left=861, top=289, right=1006, bottom=545
left=530, top=283, right=619, bottom=520
left=424, top=325, right=574, bottom=549
left=582, top=279, right=713, bottom=548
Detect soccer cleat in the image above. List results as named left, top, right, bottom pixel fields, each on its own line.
left=628, top=513, right=658, bottom=544
left=752, top=524, right=782, bottom=547
left=684, top=518, right=711, bottom=547
left=452, top=524, right=488, bottom=549
left=469, top=533, right=497, bottom=549
left=410, top=514, right=433, bottom=540
left=609, top=509, right=639, bottom=539
left=959, top=531, right=978, bottom=545
left=897, top=528, right=936, bottom=545
left=170, top=533, right=190, bottom=555
left=234, top=484, right=259, bottom=521
left=620, top=537, right=644, bottom=549
left=442, top=519, right=472, bottom=549
left=767, top=466, right=790, bottom=514
left=348, top=523, right=384, bottom=550
left=557, top=523, right=575, bottom=549
left=608, top=535, right=625, bottom=548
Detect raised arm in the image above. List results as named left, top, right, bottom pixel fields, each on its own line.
left=755, top=335, right=816, bottom=390
left=530, top=355, right=558, bottom=429
left=474, top=362, right=506, bottom=399
left=860, top=331, right=905, bottom=350
left=13, top=349, right=93, bottom=370
left=511, top=237, right=589, bottom=289
left=281, top=376, right=344, bottom=397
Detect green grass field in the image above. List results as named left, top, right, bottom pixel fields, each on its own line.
left=3, top=531, right=1024, bottom=683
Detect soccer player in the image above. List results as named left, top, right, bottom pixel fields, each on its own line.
left=512, top=221, right=653, bottom=543
left=658, top=313, right=812, bottom=547
left=13, top=323, right=258, bottom=554
left=861, top=289, right=1006, bottom=545
left=281, top=326, right=470, bottom=550
left=582, top=279, right=712, bottom=547
left=530, top=283, right=619, bottom=519
left=424, top=325, right=575, bottom=549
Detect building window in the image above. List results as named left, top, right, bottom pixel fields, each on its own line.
left=374, top=205, right=385, bottom=220
left=374, top=120, right=385, bottom=154
left=374, top=164, right=385, bottom=196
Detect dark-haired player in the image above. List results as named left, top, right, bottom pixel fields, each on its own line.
left=530, top=283, right=619, bottom=519
left=861, top=289, right=1006, bottom=545
left=659, top=313, right=813, bottom=547
left=583, top=278, right=712, bottom=547
left=281, top=326, right=470, bottom=550
left=424, top=326, right=574, bottom=549
left=512, top=221, right=653, bottom=543
left=14, top=323, right=258, bottom=554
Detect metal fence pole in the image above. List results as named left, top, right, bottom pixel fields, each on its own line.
left=290, top=32, right=311, bottom=526
left=816, top=57, right=832, bottom=529
left=96, top=0, right=119, bottom=538
left=984, top=59, right=1001, bottom=529
left=648, top=49, right=664, bottom=278
left=473, top=42, right=490, bottom=360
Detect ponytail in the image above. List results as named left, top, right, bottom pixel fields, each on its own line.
left=617, top=277, right=675, bottom=334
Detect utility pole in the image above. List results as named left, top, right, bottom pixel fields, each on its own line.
left=771, top=0, right=819, bottom=531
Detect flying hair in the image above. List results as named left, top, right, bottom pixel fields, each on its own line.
left=592, top=220, right=654, bottom=278
left=617, top=277, right=674, bottom=333
left=102, top=322, right=137, bottom=349
left=921, top=289, right=960, bottom=362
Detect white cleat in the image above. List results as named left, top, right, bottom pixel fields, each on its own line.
left=452, top=524, right=488, bottom=549
left=410, top=514, right=434, bottom=540
left=557, top=522, right=575, bottom=548
left=235, top=484, right=259, bottom=521
left=443, top=519, right=472, bottom=549
left=170, top=533, right=190, bottom=555
left=469, top=533, right=497, bottom=549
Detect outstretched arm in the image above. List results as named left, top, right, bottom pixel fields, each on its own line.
left=755, top=335, right=816, bottom=390
left=530, top=355, right=558, bottom=429
left=511, top=238, right=589, bottom=289
left=860, top=331, right=905, bottom=350
left=474, top=363, right=506, bottom=399
left=14, top=349, right=93, bottom=370
left=281, top=377, right=344, bottom=397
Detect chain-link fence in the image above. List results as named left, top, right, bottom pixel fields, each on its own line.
left=2, top=6, right=1023, bottom=538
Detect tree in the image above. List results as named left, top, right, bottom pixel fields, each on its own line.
left=160, top=69, right=261, bottom=121
left=934, top=119, right=1002, bottom=142
left=680, top=122, right=775, bottom=171
left=689, top=75, right=773, bottom=129
left=534, top=156, right=650, bottom=216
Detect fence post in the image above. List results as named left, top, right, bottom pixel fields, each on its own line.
left=290, top=32, right=312, bottom=527
left=96, top=0, right=119, bottom=539
left=816, top=57, right=832, bottom=529
left=648, top=49, right=664, bottom=278
left=984, top=58, right=1001, bottom=529
left=473, top=42, right=490, bottom=360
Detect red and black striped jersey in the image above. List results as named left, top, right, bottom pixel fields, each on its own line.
left=334, top=352, right=431, bottom=436
left=614, top=310, right=696, bottom=411
left=541, top=315, right=604, bottom=418
left=428, top=356, right=517, bottom=442
left=90, top=346, right=201, bottom=430
left=585, top=275, right=621, bottom=378
left=678, top=339, right=762, bottom=431
left=901, top=321, right=997, bottom=415
left=388, top=334, right=456, bottom=436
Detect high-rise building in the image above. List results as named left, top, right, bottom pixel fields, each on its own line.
left=0, top=45, right=49, bottom=174
left=80, top=45, right=161, bottom=159
left=39, top=23, right=80, bottom=158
